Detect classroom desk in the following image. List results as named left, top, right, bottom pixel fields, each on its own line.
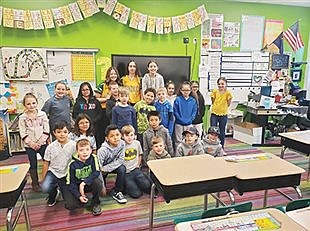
left=225, top=153, right=305, bottom=207
left=279, top=130, right=310, bottom=179
left=175, top=208, right=308, bottom=231
left=0, top=163, right=31, bottom=231
left=246, top=106, right=286, bottom=146
left=148, top=155, right=236, bottom=230
left=286, top=207, right=310, bottom=230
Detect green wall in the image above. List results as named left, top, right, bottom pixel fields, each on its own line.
left=1, top=0, right=310, bottom=85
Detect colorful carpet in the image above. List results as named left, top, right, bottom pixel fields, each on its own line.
left=1, top=138, right=309, bottom=231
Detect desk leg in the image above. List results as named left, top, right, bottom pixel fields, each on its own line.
left=204, top=194, right=208, bottom=210
left=6, top=207, right=13, bottom=231
left=263, top=190, right=268, bottom=208
left=294, top=186, right=303, bottom=199
left=22, top=191, right=31, bottom=231
left=280, top=146, right=287, bottom=158
left=149, top=183, right=156, bottom=230
left=308, top=159, right=310, bottom=181
left=227, top=191, right=235, bottom=205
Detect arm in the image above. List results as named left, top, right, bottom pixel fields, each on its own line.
left=18, top=115, right=36, bottom=148
left=165, top=131, right=174, bottom=157
left=67, top=163, right=82, bottom=200
left=41, top=99, right=51, bottom=116
left=167, top=104, right=174, bottom=136
left=93, top=99, right=103, bottom=124
left=106, top=100, right=115, bottom=122
left=72, top=100, right=80, bottom=120
left=143, top=133, right=149, bottom=161
left=111, top=107, right=117, bottom=125
left=100, top=145, right=125, bottom=173
left=175, top=145, right=182, bottom=157
left=173, top=98, right=182, bottom=122
left=132, top=107, right=137, bottom=133
left=37, top=113, right=50, bottom=146
left=191, top=99, right=198, bottom=121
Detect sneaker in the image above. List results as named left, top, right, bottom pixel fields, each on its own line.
left=47, top=188, right=60, bottom=207
left=112, top=192, right=127, bottom=204
left=92, top=204, right=102, bottom=216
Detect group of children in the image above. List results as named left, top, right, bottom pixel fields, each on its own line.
left=18, top=60, right=232, bottom=216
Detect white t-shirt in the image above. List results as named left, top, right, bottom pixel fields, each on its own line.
left=124, top=140, right=143, bottom=173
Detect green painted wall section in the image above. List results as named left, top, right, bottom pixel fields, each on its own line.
left=1, top=0, right=309, bottom=85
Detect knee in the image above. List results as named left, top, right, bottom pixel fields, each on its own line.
left=41, top=179, right=51, bottom=193
left=117, top=165, right=126, bottom=175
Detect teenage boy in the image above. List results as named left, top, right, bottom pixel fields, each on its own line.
left=175, top=127, right=204, bottom=157
left=66, top=139, right=104, bottom=216
left=97, top=124, right=127, bottom=204
left=41, top=121, right=76, bottom=207
left=143, top=111, right=174, bottom=162
left=121, top=125, right=151, bottom=198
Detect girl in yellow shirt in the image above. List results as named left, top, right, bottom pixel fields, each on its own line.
left=210, top=77, right=232, bottom=148
left=121, top=60, right=141, bottom=105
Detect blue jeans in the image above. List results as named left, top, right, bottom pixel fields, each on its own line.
left=210, top=113, right=228, bottom=147
left=41, top=171, right=71, bottom=203
left=125, top=168, right=151, bottom=198
left=103, top=165, right=126, bottom=193
left=25, top=145, right=47, bottom=170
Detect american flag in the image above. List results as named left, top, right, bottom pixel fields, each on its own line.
left=283, top=21, right=304, bottom=52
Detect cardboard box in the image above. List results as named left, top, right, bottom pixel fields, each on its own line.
left=233, top=122, right=262, bottom=145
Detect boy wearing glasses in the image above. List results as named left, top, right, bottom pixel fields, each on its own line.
left=173, top=81, right=197, bottom=148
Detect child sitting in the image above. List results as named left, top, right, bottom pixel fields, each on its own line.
left=201, top=126, right=224, bottom=157
left=69, top=113, right=97, bottom=153
left=121, top=125, right=151, bottom=198
left=97, top=124, right=127, bottom=204
left=41, top=121, right=76, bottom=207
left=143, top=111, right=174, bottom=162
left=147, top=136, right=171, bottom=161
left=66, top=139, right=104, bottom=216
left=175, top=127, right=204, bottom=157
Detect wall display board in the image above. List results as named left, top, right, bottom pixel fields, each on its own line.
left=112, top=54, right=191, bottom=91
left=0, top=47, right=98, bottom=112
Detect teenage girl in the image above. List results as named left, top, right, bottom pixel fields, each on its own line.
left=95, top=67, right=122, bottom=108
left=121, top=60, right=141, bottom=105
left=142, top=61, right=164, bottom=94
left=42, top=81, right=72, bottom=132
left=166, top=80, right=177, bottom=106
left=19, top=93, right=50, bottom=192
left=190, top=80, right=206, bottom=139
left=69, top=113, right=97, bottom=153
left=73, top=82, right=103, bottom=146
left=173, top=81, right=198, bottom=148
left=210, top=77, right=232, bottom=148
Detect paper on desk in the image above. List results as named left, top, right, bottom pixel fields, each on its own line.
left=224, top=154, right=272, bottom=162
left=0, top=165, right=18, bottom=174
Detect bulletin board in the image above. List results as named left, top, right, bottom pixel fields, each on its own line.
left=0, top=47, right=98, bottom=113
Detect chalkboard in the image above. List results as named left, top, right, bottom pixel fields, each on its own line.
left=271, top=54, right=289, bottom=70
left=112, top=54, right=191, bottom=91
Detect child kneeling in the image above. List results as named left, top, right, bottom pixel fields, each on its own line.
left=66, top=139, right=105, bottom=216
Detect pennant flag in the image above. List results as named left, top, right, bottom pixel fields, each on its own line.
left=271, top=32, right=283, bottom=54
left=283, top=21, right=304, bottom=52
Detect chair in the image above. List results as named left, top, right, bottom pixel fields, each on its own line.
left=201, top=202, right=253, bottom=219
left=285, top=198, right=310, bottom=212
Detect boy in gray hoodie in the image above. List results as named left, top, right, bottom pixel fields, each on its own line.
left=97, top=124, right=127, bottom=204
left=175, top=127, right=204, bottom=157
left=201, top=126, right=224, bottom=157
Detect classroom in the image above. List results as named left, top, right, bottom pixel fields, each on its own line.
left=0, top=0, right=310, bottom=230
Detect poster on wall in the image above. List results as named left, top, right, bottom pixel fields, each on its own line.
left=240, top=15, right=265, bottom=51
left=1, top=47, right=48, bottom=81
left=263, top=19, right=283, bottom=53
left=223, top=22, right=240, bottom=47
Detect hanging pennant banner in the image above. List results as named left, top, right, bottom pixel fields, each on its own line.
left=41, top=9, right=55, bottom=29
left=147, top=16, right=155, bottom=33
left=112, top=2, right=130, bottom=24
left=31, top=10, right=44, bottom=30
left=69, top=2, right=83, bottom=22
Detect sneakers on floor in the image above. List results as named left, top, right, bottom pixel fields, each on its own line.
left=112, top=192, right=127, bottom=204
left=92, top=204, right=102, bottom=216
left=47, top=188, right=61, bottom=207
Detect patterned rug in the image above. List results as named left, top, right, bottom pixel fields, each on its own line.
left=1, top=138, right=309, bottom=231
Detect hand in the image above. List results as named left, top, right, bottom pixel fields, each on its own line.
left=207, top=148, right=213, bottom=153
left=79, top=195, right=88, bottom=203
left=79, top=182, right=86, bottom=197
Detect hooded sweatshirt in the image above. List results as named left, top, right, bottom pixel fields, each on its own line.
left=175, top=139, right=204, bottom=157
left=97, top=140, right=125, bottom=172
left=147, top=150, right=171, bottom=161
left=201, top=134, right=224, bottom=157
left=154, top=100, right=174, bottom=136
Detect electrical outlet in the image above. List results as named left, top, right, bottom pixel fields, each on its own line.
left=183, top=37, right=189, bottom=44
left=193, top=38, right=197, bottom=44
